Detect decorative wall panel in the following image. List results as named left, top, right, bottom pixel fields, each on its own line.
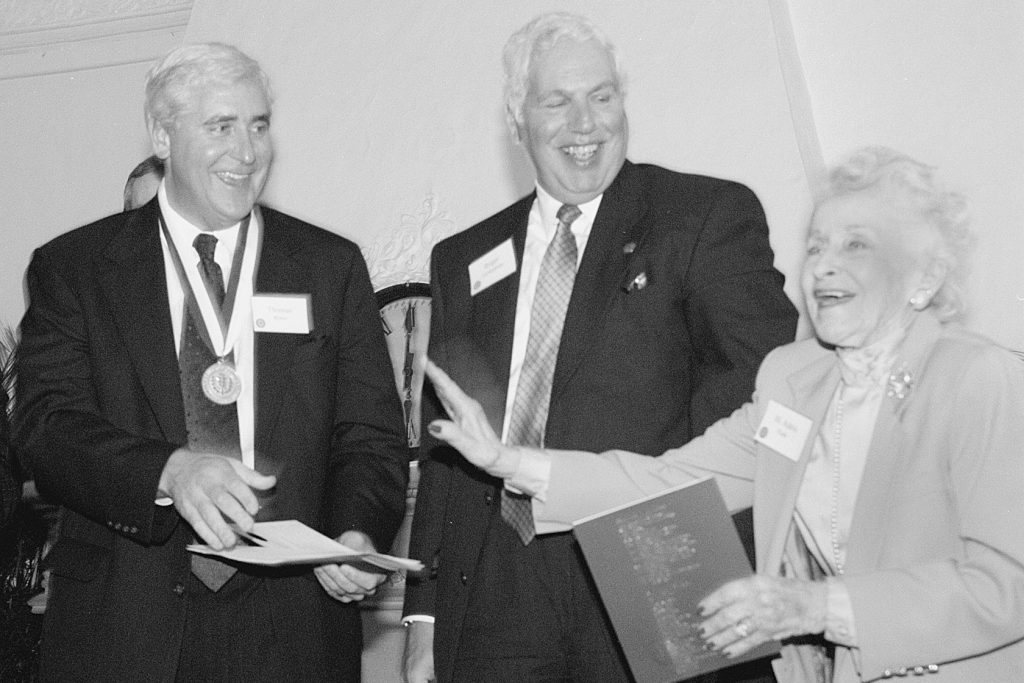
left=0, top=0, right=192, bottom=79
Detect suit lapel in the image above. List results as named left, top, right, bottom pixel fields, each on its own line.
left=252, top=208, right=310, bottom=450
left=466, top=197, right=532, bottom=432
left=757, top=352, right=841, bottom=574
left=843, top=314, right=943, bottom=573
left=552, top=161, right=646, bottom=399
left=99, top=200, right=185, bottom=442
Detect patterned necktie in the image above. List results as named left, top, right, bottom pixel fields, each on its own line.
left=194, top=233, right=226, bottom=307
left=502, top=203, right=582, bottom=544
left=184, top=233, right=241, bottom=590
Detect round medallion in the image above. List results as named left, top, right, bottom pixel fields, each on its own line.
left=201, top=360, right=242, bottom=405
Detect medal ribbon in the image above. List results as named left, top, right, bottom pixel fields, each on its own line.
left=159, top=211, right=260, bottom=361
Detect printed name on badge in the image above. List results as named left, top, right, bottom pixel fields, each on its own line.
left=252, top=293, right=312, bottom=334
left=468, top=239, right=517, bottom=296
left=754, top=400, right=813, bottom=462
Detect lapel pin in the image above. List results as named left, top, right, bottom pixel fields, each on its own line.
left=622, top=241, right=636, bottom=254
left=628, top=272, right=647, bottom=291
left=886, top=363, right=914, bottom=401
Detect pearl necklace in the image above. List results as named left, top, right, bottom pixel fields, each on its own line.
left=830, top=388, right=846, bottom=576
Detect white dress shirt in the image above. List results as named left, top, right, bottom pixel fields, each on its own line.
left=501, top=184, right=602, bottom=441
left=402, top=185, right=603, bottom=627
left=156, top=182, right=258, bottom=469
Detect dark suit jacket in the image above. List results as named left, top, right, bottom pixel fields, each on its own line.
left=12, top=199, right=409, bottom=682
left=404, top=161, right=798, bottom=682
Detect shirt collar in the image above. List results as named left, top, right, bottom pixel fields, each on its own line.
left=157, top=181, right=242, bottom=260
left=534, top=182, right=603, bottom=234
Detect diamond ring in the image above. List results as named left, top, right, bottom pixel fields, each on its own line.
left=733, top=620, right=751, bottom=638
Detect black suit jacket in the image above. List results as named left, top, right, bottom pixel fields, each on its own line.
left=405, top=161, right=798, bottom=682
left=12, top=199, right=409, bottom=682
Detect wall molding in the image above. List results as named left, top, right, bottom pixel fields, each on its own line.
left=362, top=193, right=458, bottom=292
left=0, top=0, right=193, bottom=80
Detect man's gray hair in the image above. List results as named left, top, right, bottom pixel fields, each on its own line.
left=144, top=42, right=271, bottom=129
left=502, top=12, right=624, bottom=125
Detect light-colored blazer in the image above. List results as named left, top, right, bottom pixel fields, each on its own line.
left=535, top=312, right=1024, bottom=682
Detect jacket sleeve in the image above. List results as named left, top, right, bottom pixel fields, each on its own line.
left=320, top=247, right=410, bottom=553
left=403, top=249, right=451, bottom=618
left=12, top=247, right=179, bottom=546
left=681, top=181, right=798, bottom=437
left=535, top=373, right=765, bottom=527
left=845, top=345, right=1024, bottom=676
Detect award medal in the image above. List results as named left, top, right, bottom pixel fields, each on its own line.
left=160, top=212, right=257, bottom=407
left=202, top=360, right=242, bottom=405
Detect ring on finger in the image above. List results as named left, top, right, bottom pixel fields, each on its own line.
left=733, top=619, right=752, bottom=638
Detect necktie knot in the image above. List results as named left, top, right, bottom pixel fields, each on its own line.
left=193, top=233, right=218, bottom=264
left=556, top=203, right=581, bottom=227
left=193, top=233, right=226, bottom=307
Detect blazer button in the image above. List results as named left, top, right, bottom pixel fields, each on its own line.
left=912, top=666, right=926, bottom=675
left=460, top=572, right=468, bottom=585
left=926, top=664, right=939, bottom=673
left=484, top=492, right=494, bottom=505
left=172, top=583, right=186, bottom=597
left=882, top=671, right=893, bottom=679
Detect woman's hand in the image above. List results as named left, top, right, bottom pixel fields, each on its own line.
left=698, top=575, right=828, bottom=657
left=424, top=359, right=520, bottom=479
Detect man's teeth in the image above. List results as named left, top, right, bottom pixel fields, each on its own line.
left=217, top=171, right=248, bottom=182
left=563, top=144, right=598, bottom=162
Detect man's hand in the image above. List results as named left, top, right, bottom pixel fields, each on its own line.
left=159, top=448, right=277, bottom=549
left=313, top=530, right=388, bottom=603
left=402, top=621, right=435, bottom=683
left=424, top=359, right=519, bottom=479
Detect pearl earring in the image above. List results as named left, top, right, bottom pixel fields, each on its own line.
left=910, top=289, right=933, bottom=310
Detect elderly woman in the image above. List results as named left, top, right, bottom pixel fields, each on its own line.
left=424, top=147, right=1024, bottom=681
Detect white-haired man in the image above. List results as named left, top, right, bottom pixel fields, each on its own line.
left=403, top=12, right=797, bottom=683
left=14, top=42, right=409, bottom=681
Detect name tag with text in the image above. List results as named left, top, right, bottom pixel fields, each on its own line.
left=252, top=294, right=312, bottom=334
left=468, top=239, right=516, bottom=296
left=754, top=400, right=813, bottom=462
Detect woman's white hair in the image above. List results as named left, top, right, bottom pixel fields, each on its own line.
left=820, top=146, right=974, bottom=321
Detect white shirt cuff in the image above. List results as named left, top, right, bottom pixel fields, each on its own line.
left=505, top=447, right=551, bottom=502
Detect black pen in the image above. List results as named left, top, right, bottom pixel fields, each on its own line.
left=228, top=524, right=267, bottom=545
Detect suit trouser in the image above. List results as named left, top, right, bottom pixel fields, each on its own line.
left=451, top=513, right=776, bottom=683
left=453, top=522, right=632, bottom=683
left=177, top=571, right=295, bottom=683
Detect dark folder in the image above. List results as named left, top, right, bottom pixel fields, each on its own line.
left=572, top=477, right=779, bottom=683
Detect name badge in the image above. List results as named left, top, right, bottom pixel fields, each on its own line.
left=252, top=294, right=312, bottom=334
left=468, top=239, right=516, bottom=296
left=754, top=400, right=813, bottom=462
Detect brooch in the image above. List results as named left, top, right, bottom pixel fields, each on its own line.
left=886, top=364, right=914, bottom=400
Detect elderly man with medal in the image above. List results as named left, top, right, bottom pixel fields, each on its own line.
left=13, top=43, right=408, bottom=682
